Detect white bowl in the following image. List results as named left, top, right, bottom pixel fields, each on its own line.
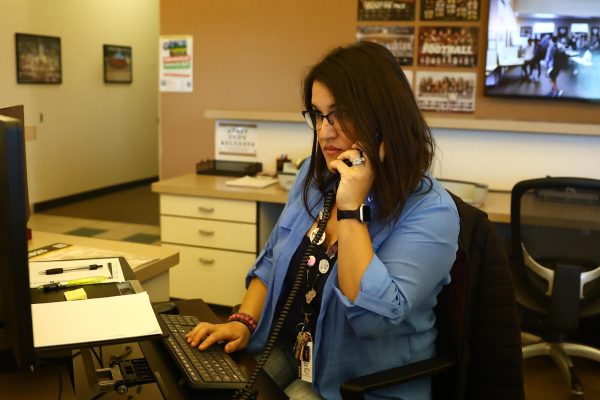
left=437, top=178, right=489, bottom=207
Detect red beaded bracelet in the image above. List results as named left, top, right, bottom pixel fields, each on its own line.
left=227, top=312, right=257, bottom=333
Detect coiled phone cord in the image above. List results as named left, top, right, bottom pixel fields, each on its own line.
left=233, top=189, right=336, bottom=400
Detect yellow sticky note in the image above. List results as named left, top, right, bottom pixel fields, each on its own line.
left=64, top=288, right=88, bottom=301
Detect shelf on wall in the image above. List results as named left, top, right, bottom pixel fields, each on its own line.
left=204, top=110, right=600, bottom=137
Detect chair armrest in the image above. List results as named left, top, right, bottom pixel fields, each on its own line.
left=340, top=356, right=456, bottom=400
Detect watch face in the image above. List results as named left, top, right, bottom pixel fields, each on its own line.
left=360, top=205, right=371, bottom=223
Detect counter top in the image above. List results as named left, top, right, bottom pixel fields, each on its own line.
left=29, top=231, right=179, bottom=283
left=152, top=173, right=290, bottom=204
left=152, top=173, right=511, bottom=224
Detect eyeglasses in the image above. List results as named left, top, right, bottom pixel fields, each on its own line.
left=301, top=110, right=338, bottom=130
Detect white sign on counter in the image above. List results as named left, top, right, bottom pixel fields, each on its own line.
left=217, top=123, right=258, bottom=156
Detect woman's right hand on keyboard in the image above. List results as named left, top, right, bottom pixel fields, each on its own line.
left=187, top=278, right=267, bottom=353
left=186, top=321, right=251, bottom=353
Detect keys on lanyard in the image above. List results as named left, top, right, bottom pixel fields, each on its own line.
left=294, top=330, right=313, bottom=382
left=293, top=313, right=314, bottom=383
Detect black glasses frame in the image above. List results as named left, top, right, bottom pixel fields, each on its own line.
left=301, top=110, right=337, bottom=130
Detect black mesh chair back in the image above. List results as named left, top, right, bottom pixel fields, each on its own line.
left=510, top=177, right=600, bottom=396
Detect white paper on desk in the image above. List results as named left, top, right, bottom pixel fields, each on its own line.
left=31, top=292, right=162, bottom=349
left=225, top=175, right=278, bottom=188
left=29, top=257, right=125, bottom=288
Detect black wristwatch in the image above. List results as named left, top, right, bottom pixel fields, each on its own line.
left=337, top=204, right=371, bottom=223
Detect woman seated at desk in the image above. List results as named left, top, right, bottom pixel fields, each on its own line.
left=186, top=42, right=460, bottom=400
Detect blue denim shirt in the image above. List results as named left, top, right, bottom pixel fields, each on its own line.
left=246, top=160, right=459, bottom=400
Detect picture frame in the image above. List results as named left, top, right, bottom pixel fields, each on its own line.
left=15, top=33, right=62, bottom=84
left=520, top=26, right=532, bottom=38
left=103, top=45, right=132, bottom=83
left=357, top=0, right=416, bottom=21
left=420, top=0, right=480, bottom=21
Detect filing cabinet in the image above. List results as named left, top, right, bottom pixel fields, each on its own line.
left=159, top=194, right=257, bottom=306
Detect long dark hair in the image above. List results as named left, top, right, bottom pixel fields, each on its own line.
left=301, top=41, right=435, bottom=223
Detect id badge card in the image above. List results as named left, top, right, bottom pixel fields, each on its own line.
left=300, top=342, right=313, bottom=383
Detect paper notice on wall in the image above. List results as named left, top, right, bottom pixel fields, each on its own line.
left=159, top=35, right=193, bottom=92
left=217, top=123, right=258, bottom=156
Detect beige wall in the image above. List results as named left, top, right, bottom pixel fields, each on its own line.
left=0, top=0, right=159, bottom=204
left=159, top=0, right=358, bottom=179
left=159, top=0, right=599, bottom=184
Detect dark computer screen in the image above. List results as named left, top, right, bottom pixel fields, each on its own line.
left=0, top=115, right=35, bottom=369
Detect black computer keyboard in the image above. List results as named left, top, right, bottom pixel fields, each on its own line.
left=159, top=313, right=249, bottom=389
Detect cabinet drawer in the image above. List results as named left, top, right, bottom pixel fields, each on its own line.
left=164, top=244, right=255, bottom=306
left=160, top=194, right=256, bottom=223
left=161, top=215, right=256, bottom=252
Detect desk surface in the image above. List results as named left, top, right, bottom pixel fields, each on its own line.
left=140, top=299, right=288, bottom=400
left=29, top=231, right=179, bottom=283
left=152, top=173, right=511, bottom=224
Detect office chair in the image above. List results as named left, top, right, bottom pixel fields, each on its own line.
left=510, top=177, right=600, bottom=398
left=341, top=193, right=524, bottom=400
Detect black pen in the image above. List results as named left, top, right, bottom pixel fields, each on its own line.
left=40, top=264, right=103, bottom=275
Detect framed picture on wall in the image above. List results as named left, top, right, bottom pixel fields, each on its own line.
left=420, top=0, right=480, bottom=21
left=103, top=45, right=132, bottom=83
left=357, top=0, right=416, bottom=21
left=415, top=71, right=476, bottom=113
left=15, top=33, right=62, bottom=84
left=356, top=26, right=415, bottom=65
left=417, top=26, right=479, bottom=67
left=520, top=26, right=532, bottom=37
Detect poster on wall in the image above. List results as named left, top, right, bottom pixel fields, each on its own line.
left=15, top=33, right=62, bottom=84
left=357, top=26, right=415, bottom=65
left=159, top=35, right=193, bottom=92
left=357, top=0, right=415, bottom=21
left=417, top=26, right=478, bottom=67
left=103, top=45, right=132, bottom=83
left=415, top=71, right=476, bottom=112
left=420, top=0, right=480, bottom=21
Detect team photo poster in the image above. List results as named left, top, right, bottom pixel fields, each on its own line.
left=417, top=26, right=479, bottom=67
left=421, top=0, right=480, bottom=21
left=357, top=26, right=415, bottom=66
left=357, top=0, right=416, bottom=21
left=415, top=71, right=476, bottom=112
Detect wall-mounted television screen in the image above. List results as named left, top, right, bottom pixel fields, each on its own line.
left=484, top=0, right=600, bottom=102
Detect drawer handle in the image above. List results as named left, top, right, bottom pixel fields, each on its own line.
left=198, top=258, right=215, bottom=265
left=197, top=206, right=215, bottom=213
left=198, top=229, right=215, bottom=236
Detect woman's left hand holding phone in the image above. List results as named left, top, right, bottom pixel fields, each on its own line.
left=331, top=143, right=375, bottom=209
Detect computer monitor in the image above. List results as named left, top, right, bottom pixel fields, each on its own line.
left=0, top=115, right=35, bottom=369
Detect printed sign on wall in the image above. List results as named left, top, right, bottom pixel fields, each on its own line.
left=418, top=26, right=479, bottom=67
left=357, top=26, right=415, bottom=65
left=420, top=0, right=480, bottom=21
left=415, top=71, right=476, bottom=112
left=159, top=35, right=193, bottom=92
left=358, top=0, right=416, bottom=21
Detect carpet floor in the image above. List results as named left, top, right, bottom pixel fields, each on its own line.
left=38, top=184, right=159, bottom=226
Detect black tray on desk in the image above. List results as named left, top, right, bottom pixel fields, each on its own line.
left=196, top=159, right=262, bottom=177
